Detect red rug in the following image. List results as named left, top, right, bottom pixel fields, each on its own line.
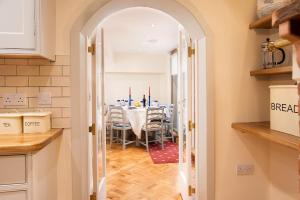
left=149, top=141, right=179, bottom=164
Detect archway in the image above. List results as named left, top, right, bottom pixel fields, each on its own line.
left=70, top=1, right=214, bottom=200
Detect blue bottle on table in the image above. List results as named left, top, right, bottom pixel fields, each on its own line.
left=142, top=95, right=146, bottom=108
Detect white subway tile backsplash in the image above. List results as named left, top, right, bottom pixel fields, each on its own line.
left=0, top=87, right=16, bottom=96
left=40, top=87, right=62, bottom=97
left=0, top=55, right=71, bottom=130
left=0, top=65, right=16, bottom=75
left=51, top=77, right=70, bottom=86
left=17, top=66, right=39, bottom=76
left=62, top=87, right=70, bottom=96
left=40, top=66, right=62, bottom=76
left=52, top=97, right=71, bottom=108
left=28, top=97, right=49, bottom=108
left=6, top=76, right=28, bottom=86
left=5, top=104, right=29, bottom=109
left=0, top=77, right=4, bottom=86
left=42, top=108, right=62, bottom=118
left=0, top=98, right=4, bottom=108
left=62, top=108, right=71, bottom=117
left=52, top=118, right=71, bottom=128
left=17, top=87, right=39, bottom=97
left=29, top=77, right=51, bottom=86
left=0, top=108, right=21, bottom=113
left=63, top=66, right=70, bottom=76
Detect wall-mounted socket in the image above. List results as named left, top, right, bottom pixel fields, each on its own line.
left=38, top=92, right=52, bottom=105
left=3, top=93, right=27, bottom=106
left=14, top=94, right=26, bottom=105
left=3, top=94, right=15, bottom=106
left=236, top=164, right=255, bottom=176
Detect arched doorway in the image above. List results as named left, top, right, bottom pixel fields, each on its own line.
left=70, top=1, right=214, bottom=200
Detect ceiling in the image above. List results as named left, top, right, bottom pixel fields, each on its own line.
left=101, top=7, right=180, bottom=54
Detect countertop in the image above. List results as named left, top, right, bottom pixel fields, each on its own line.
left=0, top=129, right=63, bottom=155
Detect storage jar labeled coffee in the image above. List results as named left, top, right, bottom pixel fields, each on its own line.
left=23, top=112, right=52, bottom=133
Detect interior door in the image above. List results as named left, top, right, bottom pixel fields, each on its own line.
left=91, top=28, right=106, bottom=200
left=0, top=0, right=36, bottom=49
left=178, top=29, right=197, bottom=200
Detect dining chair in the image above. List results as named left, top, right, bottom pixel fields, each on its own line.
left=109, top=105, right=134, bottom=150
left=104, top=104, right=112, bottom=141
left=140, top=107, right=165, bottom=152
left=164, top=104, right=175, bottom=143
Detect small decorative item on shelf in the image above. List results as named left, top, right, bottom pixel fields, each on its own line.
left=261, top=38, right=285, bottom=68
left=257, top=0, right=293, bottom=18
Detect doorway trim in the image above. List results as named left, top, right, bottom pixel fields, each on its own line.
left=70, top=0, right=215, bottom=200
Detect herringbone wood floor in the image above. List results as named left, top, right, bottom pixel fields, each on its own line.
left=106, top=144, right=180, bottom=200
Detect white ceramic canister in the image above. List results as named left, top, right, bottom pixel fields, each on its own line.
left=270, top=85, right=299, bottom=137
left=23, top=112, right=52, bottom=133
left=0, top=113, right=23, bottom=134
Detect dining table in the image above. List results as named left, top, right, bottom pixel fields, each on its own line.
left=121, top=106, right=170, bottom=139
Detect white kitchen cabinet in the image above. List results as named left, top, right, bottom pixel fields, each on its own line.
left=0, top=0, right=56, bottom=61
left=0, top=155, right=26, bottom=185
left=0, top=137, right=60, bottom=200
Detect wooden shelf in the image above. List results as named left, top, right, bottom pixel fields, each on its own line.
left=232, top=122, right=300, bottom=150
left=250, top=66, right=292, bottom=76
left=249, top=14, right=273, bottom=29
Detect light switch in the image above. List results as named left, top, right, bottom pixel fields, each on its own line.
left=236, top=164, right=254, bottom=176
left=38, top=92, right=52, bottom=105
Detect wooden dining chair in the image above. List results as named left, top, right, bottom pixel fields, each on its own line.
left=164, top=104, right=175, bottom=143
left=140, top=107, right=165, bottom=152
left=109, top=105, right=134, bottom=150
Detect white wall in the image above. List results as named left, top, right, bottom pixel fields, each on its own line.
left=105, top=52, right=170, bottom=73
left=59, top=0, right=300, bottom=200
left=104, top=52, right=171, bottom=105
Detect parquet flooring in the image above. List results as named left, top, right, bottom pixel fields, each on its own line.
left=106, top=144, right=180, bottom=200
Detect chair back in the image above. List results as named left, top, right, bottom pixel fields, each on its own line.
left=145, top=107, right=165, bottom=131
left=109, top=105, right=125, bottom=124
left=168, top=104, right=175, bottom=123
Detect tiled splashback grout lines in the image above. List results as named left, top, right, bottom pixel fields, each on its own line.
left=0, top=56, right=71, bottom=129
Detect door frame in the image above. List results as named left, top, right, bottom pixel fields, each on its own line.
left=70, top=1, right=215, bottom=200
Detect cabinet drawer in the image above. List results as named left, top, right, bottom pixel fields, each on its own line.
left=0, top=190, right=27, bottom=200
left=0, top=155, right=26, bottom=185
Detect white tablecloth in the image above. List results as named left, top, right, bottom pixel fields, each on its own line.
left=123, top=107, right=146, bottom=139
left=122, top=106, right=170, bottom=139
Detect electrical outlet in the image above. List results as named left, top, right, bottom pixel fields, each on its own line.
left=236, top=164, right=254, bottom=176
left=3, top=94, right=15, bottom=106
left=14, top=94, right=26, bottom=106
left=3, top=93, right=26, bottom=106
